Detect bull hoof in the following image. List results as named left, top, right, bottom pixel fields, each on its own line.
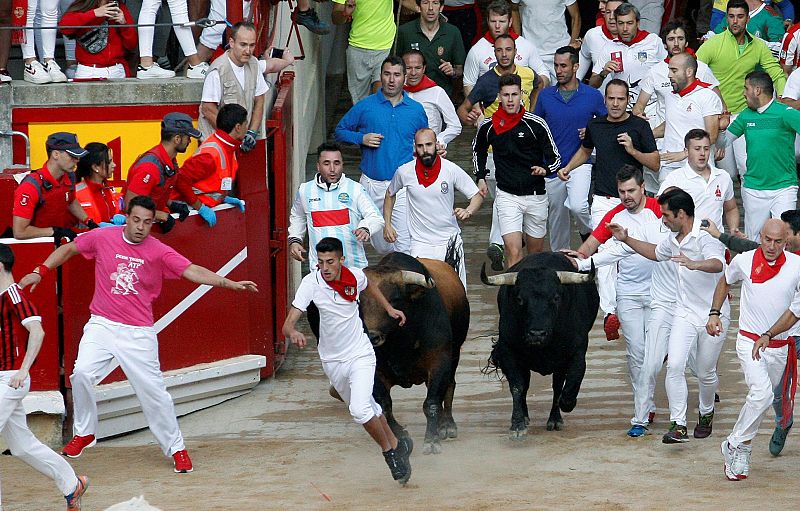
left=508, top=427, right=528, bottom=441
left=438, top=422, right=458, bottom=440
left=423, top=441, right=442, bottom=455
left=546, top=418, right=564, bottom=431
left=524, top=416, right=531, bottom=426
left=559, top=397, right=577, bottom=413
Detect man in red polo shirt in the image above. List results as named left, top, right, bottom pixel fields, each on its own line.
left=12, top=132, right=93, bottom=242
left=124, top=113, right=201, bottom=233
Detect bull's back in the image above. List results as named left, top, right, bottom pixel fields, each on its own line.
left=418, top=258, right=470, bottom=348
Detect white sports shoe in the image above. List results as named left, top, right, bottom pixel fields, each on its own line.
left=721, top=440, right=740, bottom=481
left=136, top=62, right=176, bottom=79
left=45, top=60, right=68, bottom=83
left=24, top=61, right=53, bottom=84
left=732, top=442, right=752, bottom=479
left=185, top=61, right=209, bottom=79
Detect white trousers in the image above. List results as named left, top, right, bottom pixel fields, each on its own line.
left=22, top=0, right=58, bottom=59
left=321, top=350, right=382, bottom=425
left=717, top=113, right=748, bottom=180
left=617, top=294, right=651, bottom=415
left=360, top=174, right=410, bottom=255
left=0, top=372, right=78, bottom=504
left=410, top=234, right=466, bottom=291
left=591, top=194, right=621, bottom=315
left=75, top=63, right=127, bottom=80
left=741, top=186, right=799, bottom=241
left=199, top=0, right=253, bottom=49
left=486, top=153, right=503, bottom=246
left=728, top=334, right=788, bottom=448
left=632, top=302, right=673, bottom=426
left=545, top=164, right=592, bottom=251
left=71, top=315, right=185, bottom=457
left=138, top=0, right=197, bottom=58
left=665, top=315, right=729, bottom=426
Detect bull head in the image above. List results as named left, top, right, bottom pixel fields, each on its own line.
left=480, top=262, right=594, bottom=286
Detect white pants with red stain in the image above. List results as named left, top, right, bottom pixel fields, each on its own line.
left=322, top=349, right=382, bottom=425
left=70, top=315, right=185, bottom=457
left=0, top=372, right=78, bottom=504
left=590, top=194, right=621, bottom=315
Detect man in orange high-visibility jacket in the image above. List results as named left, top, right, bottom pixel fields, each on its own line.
left=174, top=104, right=248, bottom=227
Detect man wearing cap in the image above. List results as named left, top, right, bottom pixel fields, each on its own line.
left=13, top=132, right=94, bottom=242
left=124, top=113, right=202, bottom=234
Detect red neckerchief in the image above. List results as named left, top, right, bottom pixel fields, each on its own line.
left=601, top=23, right=614, bottom=40
left=665, top=47, right=695, bottom=63
left=673, top=78, right=712, bottom=97
left=751, top=247, right=787, bottom=284
left=11, top=0, right=26, bottom=44
left=404, top=75, right=438, bottom=93
left=415, top=155, right=442, bottom=188
left=492, top=106, right=525, bottom=136
left=326, top=266, right=358, bottom=302
left=484, top=29, right=520, bottom=44
left=615, top=29, right=649, bottom=46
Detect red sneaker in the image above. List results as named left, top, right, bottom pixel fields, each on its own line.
left=648, top=411, right=656, bottom=424
left=65, top=475, right=88, bottom=511
left=62, top=435, right=96, bottom=458
left=173, top=449, right=193, bottom=473
left=604, top=313, right=620, bottom=341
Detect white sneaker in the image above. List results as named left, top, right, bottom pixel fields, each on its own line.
left=732, top=443, right=752, bottom=479
left=65, top=64, right=77, bottom=80
left=185, top=61, right=209, bottom=79
left=136, top=63, right=176, bottom=79
left=0, top=69, right=11, bottom=83
left=721, top=440, right=739, bottom=481
left=24, top=61, right=53, bottom=84
left=45, top=61, right=68, bottom=82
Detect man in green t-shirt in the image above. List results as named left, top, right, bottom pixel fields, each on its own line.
left=721, top=71, right=800, bottom=240
left=333, top=0, right=397, bottom=104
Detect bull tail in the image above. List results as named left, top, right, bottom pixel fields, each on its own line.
left=444, top=235, right=461, bottom=273
left=480, top=338, right=505, bottom=381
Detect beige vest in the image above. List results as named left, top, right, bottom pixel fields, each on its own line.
left=199, top=51, right=259, bottom=139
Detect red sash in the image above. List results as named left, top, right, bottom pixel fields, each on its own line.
left=11, top=0, right=27, bottom=44
left=327, top=266, right=358, bottom=302
left=492, top=106, right=525, bottom=135
left=404, top=75, right=438, bottom=93
left=751, top=247, right=786, bottom=284
left=484, top=29, right=520, bottom=44
left=415, top=155, right=442, bottom=188
left=615, top=29, right=650, bottom=46
left=740, top=330, right=797, bottom=429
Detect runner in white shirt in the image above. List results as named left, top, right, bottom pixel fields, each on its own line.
left=780, top=21, right=800, bottom=73
left=708, top=219, right=800, bottom=481
left=658, top=128, right=739, bottom=233
left=282, top=237, right=412, bottom=484
left=609, top=187, right=730, bottom=444
left=578, top=0, right=621, bottom=81
left=509, top=0, right=581, bottom=82
left=384, top=129, right=483, bottom=290
left=402, top=51, right=462, bottom=148
left=462, top=0, right=549, bottom=95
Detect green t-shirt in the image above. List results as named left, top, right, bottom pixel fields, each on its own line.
left=713, top=5, right=786, bottom=42
left=333, top=0, right=396, bottom=50
left=395, top=18, right=466, bottom=95
left=728, top=101, right=800, bottom=190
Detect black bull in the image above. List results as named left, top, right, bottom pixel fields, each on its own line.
left=482, top=252, right=599, bottom=439
left=308, top=253, right=469, bottom=454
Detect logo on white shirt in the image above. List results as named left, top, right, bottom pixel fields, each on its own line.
left=338, top=192, right=350, bottom=204
left=637, top=51, right=648, bottom=62
left=440, top=182, right=449, bottom=194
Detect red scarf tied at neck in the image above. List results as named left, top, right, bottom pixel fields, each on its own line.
left=492, top=106, right=525, bottom=135
left=326, top=266, right=358, bottom=302
left=415, top=155, right=442, bottom=188
left=484, top=29, right=520, bottom=44
left=404, top=75, right=438, bottom=93
left=751, top=247, right=786, bottom=284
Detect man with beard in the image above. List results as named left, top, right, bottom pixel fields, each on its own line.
left=578, top=0, right=623, bottom=82
left=384, top=129, right=483, bottom=289
left=123, top=113, right=201, bottom=234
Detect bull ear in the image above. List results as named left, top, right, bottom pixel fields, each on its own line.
left=399, top=270, right=435, bottom=288
left=481, top=262, right=518, bottom=286
left=555, top=271, right=593, bottom=285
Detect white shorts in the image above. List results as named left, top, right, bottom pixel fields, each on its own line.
left=410, top=234, right=466, bottom=290
left=495, top=189, right=548, bottom=238
left=321, top=350, right=382, bottom=425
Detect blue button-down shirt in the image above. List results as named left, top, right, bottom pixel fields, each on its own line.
left=334, top=90, right=428, bottom=181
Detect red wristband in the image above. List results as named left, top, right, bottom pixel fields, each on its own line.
left=33, top=265, right=51, bottom=279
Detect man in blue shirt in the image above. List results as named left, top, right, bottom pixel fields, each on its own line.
left=534, top=46, right=607, bottom=251
left=335, top=55, right=429, bottom=254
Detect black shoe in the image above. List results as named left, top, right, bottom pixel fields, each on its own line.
left=715, top=392, right=720, bottom=403
left=662, top=421, right=689, bottom=444
left=383, top=448, right=411, bottom=484
left=294, top=8, right=331, bottom=35
left=693, top=411, right=713, bottom=439
left=486, top=243, right=505, bottom=271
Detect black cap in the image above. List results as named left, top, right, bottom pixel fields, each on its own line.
left=162, top=112, right=202, bottom=139
left=46, top=132, right=88, bottom=158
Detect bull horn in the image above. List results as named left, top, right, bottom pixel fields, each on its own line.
left=556, top=271, right=593, bottom=284
left=480, top=262, right=518, bottom=286
left=399, top=270, right=435, bottom=288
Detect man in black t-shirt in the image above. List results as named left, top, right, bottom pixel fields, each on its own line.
left=556, top=79, right=658, bottom=340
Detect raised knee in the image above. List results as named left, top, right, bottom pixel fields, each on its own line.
left=349, top=402, right=376, bottom=425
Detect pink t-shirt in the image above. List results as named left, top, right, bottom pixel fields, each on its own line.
left=75, top=227, right=192, bottom=326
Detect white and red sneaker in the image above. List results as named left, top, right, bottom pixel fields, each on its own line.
left=62, top=435, right=96, bottom=458
left=173, top=449, right=193, bottom=473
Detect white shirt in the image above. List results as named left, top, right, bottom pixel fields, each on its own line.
left=387, top=157, right=479, bottom=244
left=463, top=35, right=548, bottom=87
left=780, top=23, right=800, bottom=69
left=658, top=162, right=733, bottom=229
left=782, top=67, right=800, bottom=99
left=201, top=56, right=270, bottom=104
left=292, top=267, right=373, bottom=362
left=578, top=25, right=614, bottom=81
left=727, top=250, right=800, bottom=336
left=594, top=32, right=668, bottom=109
left=406, top=86, right=462, bottom=146
left=655, top=220, right=729, bottom=325
left=511, top=0, right=575, bottom=57
left=640, top=59, right=720, bottom=126
left=659, top=82, right=723, bottom=163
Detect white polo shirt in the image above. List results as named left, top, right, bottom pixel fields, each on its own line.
left=578, top=24, right=614, bottom=81
left=640, top=59, right=719, bottom=126
left=406, top=85, right=462, bottom=146
left=510, top=0, right=575, bottom=57
left=292, top=268, right=373, bottom=362
left=727, top=249, right=800, bottom=336
left=655, top=220, right=729, bottom=326
left=782, top=67, right=800, bottom=99
left=657, top=162, right=733, bottom=229
left=593, top=31, right=668, bottom=109
left=661, top=81, right=723, bottom=158
left=388, top=157, right=479, bottom=244
left=463, top=34, right=548, bottom=87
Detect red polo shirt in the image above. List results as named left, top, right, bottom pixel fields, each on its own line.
left=12, top=165, right=79, bottom=228
left=124, top=144, right=178, bottom=212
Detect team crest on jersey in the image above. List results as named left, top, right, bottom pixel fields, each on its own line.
left=19, top=193, right=29, bottom=206
left=715, top=185, right=722, bottom=199
left=686, top=104, right=693, bottom=112
left=441, top=182, right=449, bottom=194
left=437, top=46, right=444, bottom=56
left=338, top=193, right=350, bottom=203
left=411, top=42, right=420, bottom=50
left=637, top=51, right=648, bottom=62
left=344, top=286, right=356, bottom=297
left=143, top=174, right=151, bottom=184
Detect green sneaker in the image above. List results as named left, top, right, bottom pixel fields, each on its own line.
left=769, top=424, right=792, bottom=456
left=693, top=411, right=714, bottom=438
left=662, top=421, right=689, bottom=444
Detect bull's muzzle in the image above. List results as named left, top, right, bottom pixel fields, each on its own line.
left=525, top=329, right=549, bottom=345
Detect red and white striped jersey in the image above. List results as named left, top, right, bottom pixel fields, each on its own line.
left=0, top=283, right=41, bottom=371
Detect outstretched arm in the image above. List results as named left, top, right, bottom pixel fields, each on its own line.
left=19, top=242, right=81, bottom=291
left=181, top=264, right=258, bottom=292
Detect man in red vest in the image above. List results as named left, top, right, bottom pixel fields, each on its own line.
left=173, top=104, right=248, bottom=227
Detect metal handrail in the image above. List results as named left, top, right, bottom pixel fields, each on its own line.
left=0, top=130, right=31, bottom=168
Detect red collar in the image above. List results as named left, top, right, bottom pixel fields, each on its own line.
left=148, top=143, right=176, bottom=167
left=615, top=29, right=650, bottom=46
left=325, top=266, right=358, bottom=302
left=751, top=247, right=787, bottom=284
left=673, top=78, right=712, bottom=97
left=404, top=75, right=438, bottom=93
left=38, top=164, right=73, bottom=187
left=484, top=29, right=519, bottom=44
left=492, top=106, right=526, bottom=135
left=601, top=23, right=614, bottom=40
left=415, top=155, right=442, bottom=187
left=665, top=47, right=695, bottom=63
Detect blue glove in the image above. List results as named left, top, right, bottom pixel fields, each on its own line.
left=112, top=214, right=126, bottom=225
left=198, top=204, right=217, bottom=227
left=99, top=222, right=115, bottom=228
left=240, top=130, right=258, bottom=152
left=223, top=196, right=246, bottom=212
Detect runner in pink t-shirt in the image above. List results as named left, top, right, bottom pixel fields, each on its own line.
left=20, top=195, right=258, bottom=475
